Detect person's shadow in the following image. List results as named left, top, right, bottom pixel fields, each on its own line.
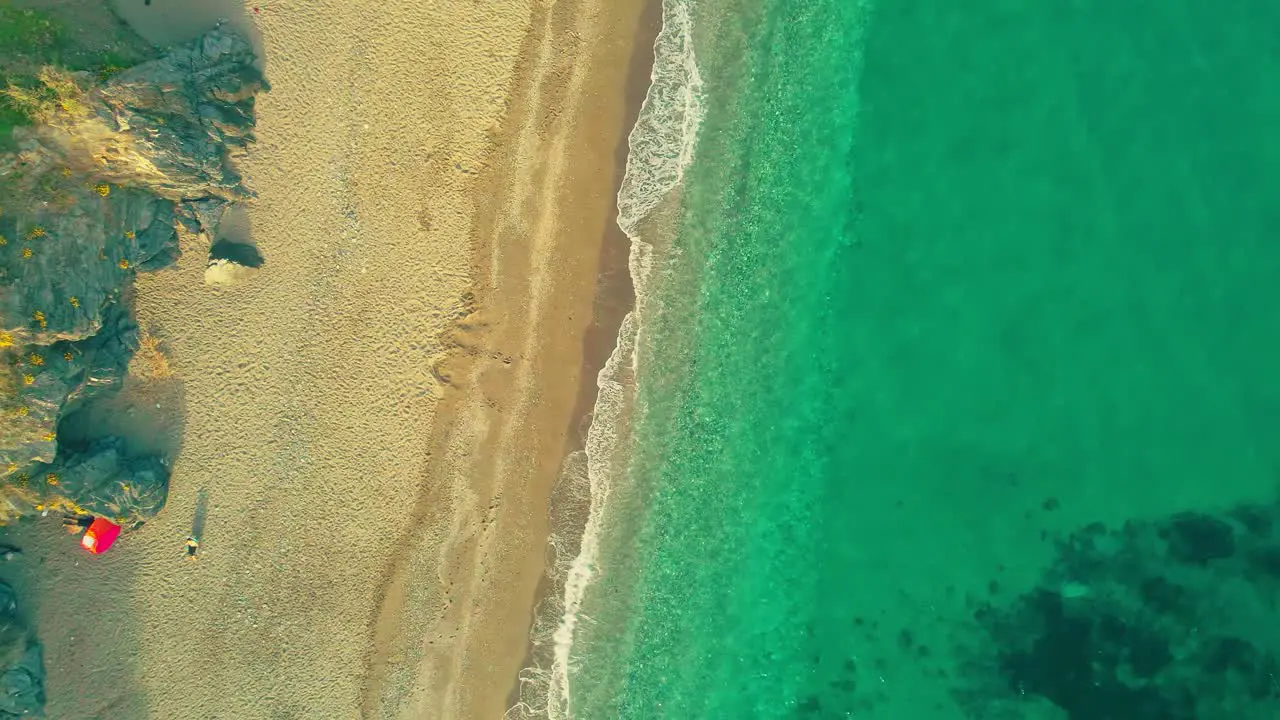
left=189, top=489, right=208, bottom=547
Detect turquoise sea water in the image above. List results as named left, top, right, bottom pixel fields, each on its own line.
left=559, top=1, right=1280, bottom=718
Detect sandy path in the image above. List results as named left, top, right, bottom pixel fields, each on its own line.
left=3, top=0, right=649, bottom=718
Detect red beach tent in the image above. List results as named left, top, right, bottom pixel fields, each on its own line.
left=81, top=517, right=122, bottom=554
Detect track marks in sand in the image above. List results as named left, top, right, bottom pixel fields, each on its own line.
left=355, top=0, right=654, bottom=717
left=357, top=0, right=601, bottom=715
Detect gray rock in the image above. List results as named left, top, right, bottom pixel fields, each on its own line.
left=2, top=303, right=137, bottom=495
left=0, top=645, right=42, bottom=718
left=0, top=581, right=43, bottom=719
left=1, top=24, right=264, bottom=348
left=1, top=25, right=264, bottom=527
left=26, top=436, right=169, bottom=526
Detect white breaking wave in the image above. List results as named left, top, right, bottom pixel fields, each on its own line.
left=504, top=1, right=704, bottom=718
left=616, top=0, right=705, bottom=238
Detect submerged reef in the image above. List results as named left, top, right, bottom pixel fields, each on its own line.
left=961, top=501, right=1280, bottom=719
left=1, top=25, right=264, bottom=525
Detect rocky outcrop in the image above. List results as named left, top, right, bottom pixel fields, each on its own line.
left=0, top=581, right=43, bottom=719
left=1, top=24, right=265, bottom=525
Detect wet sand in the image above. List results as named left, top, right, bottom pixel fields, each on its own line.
left=5, top=0, right=652, bottom=717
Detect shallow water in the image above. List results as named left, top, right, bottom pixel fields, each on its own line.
left=561, top=0, right=1280, bottom=717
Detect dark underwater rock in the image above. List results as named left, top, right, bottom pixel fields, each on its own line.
left=962, top=501, right=1280, bottom=720
left=1160, top=512, right=1236, bottom=565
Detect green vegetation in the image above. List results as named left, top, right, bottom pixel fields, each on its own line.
left=0, top=2, right=154, bottom=149
left=4, top=66, right=88, bottom=124
left=0, top=5, right=61, bottom=67
left=0, top=5, right=58, bottom=140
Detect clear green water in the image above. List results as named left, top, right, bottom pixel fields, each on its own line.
left=568, top=1, right=1280, bottom=717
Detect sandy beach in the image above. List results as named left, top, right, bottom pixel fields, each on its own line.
left=3, top=0, right=653, bottom=717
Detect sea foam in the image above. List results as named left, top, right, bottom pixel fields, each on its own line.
left=504, top=0, right=704, bottom=717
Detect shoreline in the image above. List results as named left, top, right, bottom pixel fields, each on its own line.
left=502, top=0, right=664, bottom=711
left=367, top=0, right=663, bottom=717
left=561, top=0, right=663, bottom=466
left=2, top=1, right=659, bottom=717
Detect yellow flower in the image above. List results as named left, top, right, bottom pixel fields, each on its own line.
left=124, top=230, right=135, bottom=240
left=61, top=167, right=72, bottom=177
left=27, top=227, right=45, bottom=239
left=69, top=296, right=80, bottom=308
left=32, top=310, right=46, bottom=329
left=28, top=353, right=43, bottom=366
left=63, top=351, right=74, bottom=361
left=46, top=473, right=59, bottom=486
left=0, top=332, right=11, bottom=348
left=94, top=183, right=110, bottom=197
left=15, top=406, right=28, bottom=416
left=42, top=432, right=55, bottom=442
left=21, top=247, right=32, bottom=259
left=118, top=258, right=130, bottom=269
left=22, top=374, right=34, bottom=385
left=5, top=463, right=15, bottom=473
left=0, top=233, right=7, bottom=246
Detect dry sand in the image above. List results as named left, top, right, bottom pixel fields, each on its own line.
left=4, top=0, right=653, bottom=717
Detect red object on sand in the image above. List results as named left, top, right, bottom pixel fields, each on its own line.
left=81, top=518, right=122, bottom=554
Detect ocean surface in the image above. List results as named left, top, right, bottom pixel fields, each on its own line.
left=515, top=1, right=1280, bottom=718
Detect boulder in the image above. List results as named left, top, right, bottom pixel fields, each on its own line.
left=0, top=581, right=43, bottom=719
